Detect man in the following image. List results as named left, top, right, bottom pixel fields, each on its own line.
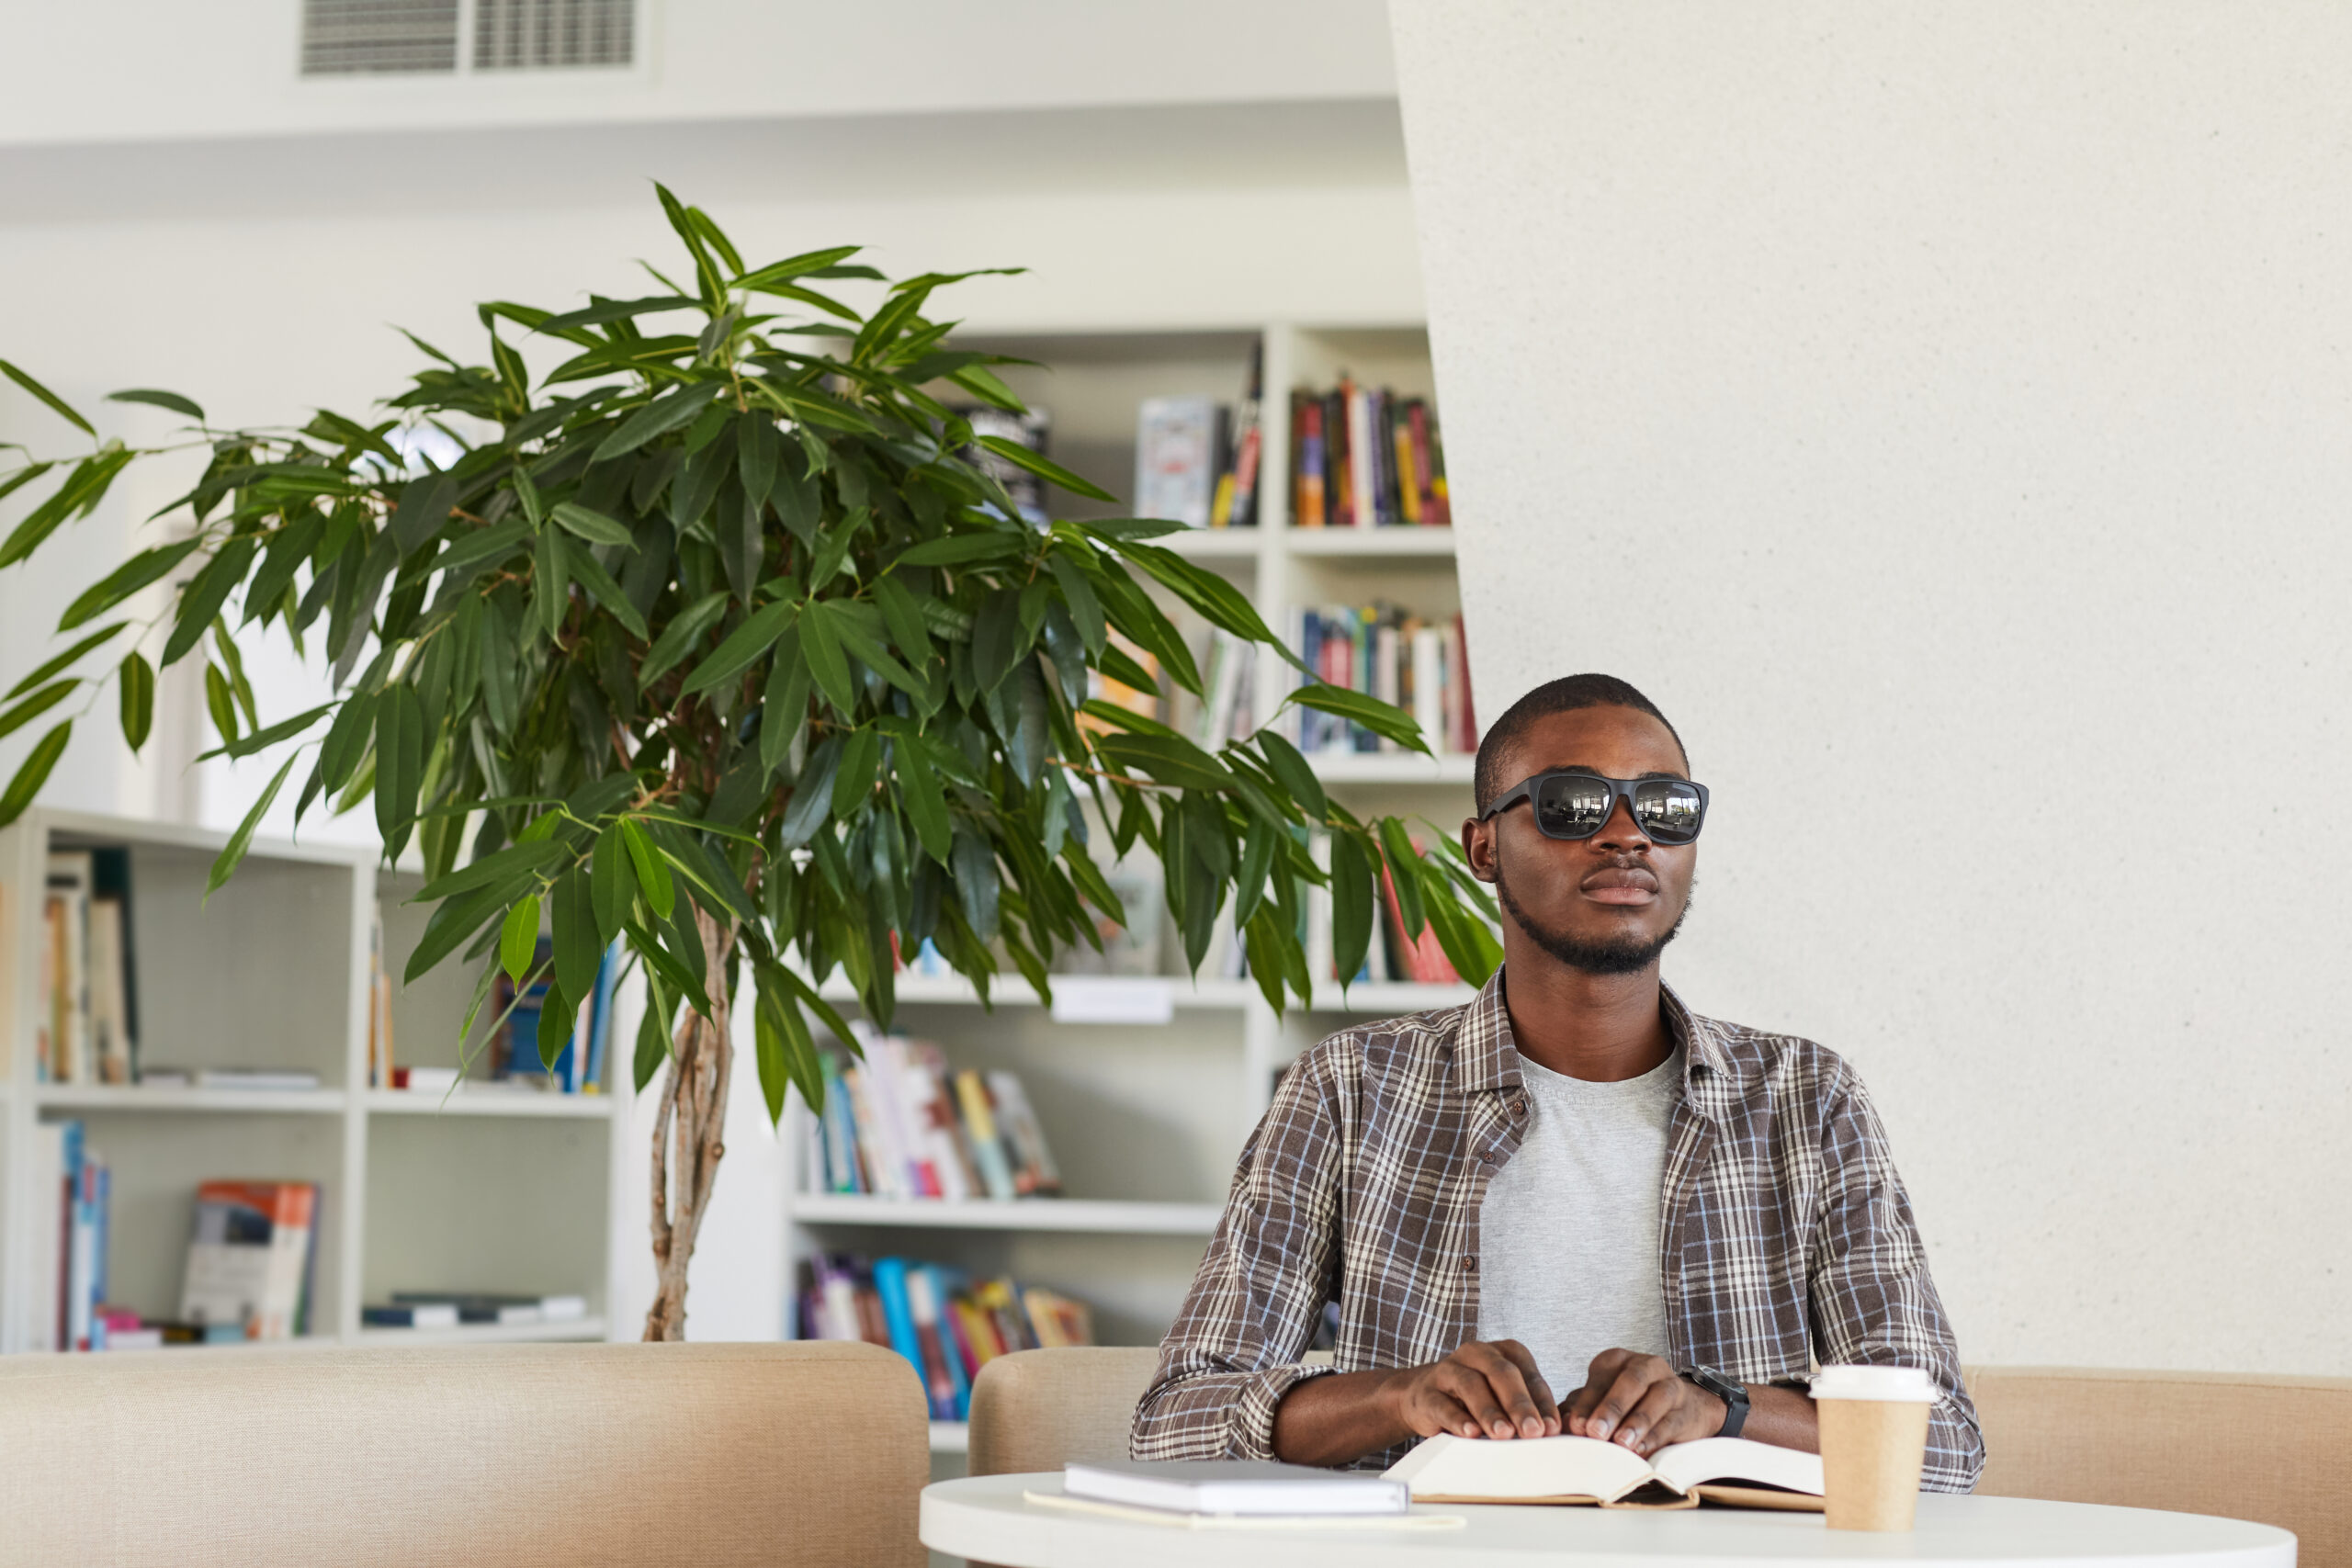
left=1131, top=674, right=1983, bottom=1486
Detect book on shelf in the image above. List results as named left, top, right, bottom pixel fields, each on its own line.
left=385, top=1291, right=588, bottom=1326
left=1182, top=629, right=1257, bottom=750
left=1289, top=377, right=1450, bottom=529
left=1386, top=1432, right=1825, bottom=1510
left=1135, top=396, right=1226, bottom=530
left=487, top=936, right=619, bottom=1091
left=1053, top=851, right=1164, bottom=977
left=179, top=1180, right=320, bottom=1342
left=1298, top=830, right=1467, bottom=988
left=1209, top=340, right=1265, bottom=528
left=956, top=404, right=1053, bottom=525
left=812, top=1025, right=1063, bottom=1201
left=28, top=1121, right=111, bottom=1351
left=796, top=1251, right=1095, bottom=1421
left=39, top=847, right=139, bottom=1085
left=1286, top=604, right=1476, bottom=755
left=363, top=1302, right=460, bottom=1329
left=367, top=898, right=395, bottom=1088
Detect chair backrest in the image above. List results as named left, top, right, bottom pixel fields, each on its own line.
left=967, top=1346, right=1161, bottom=1476
left=0, top=1340, right=929, bottom=1568
left=1970, top=1365, right=2352, bottom=1568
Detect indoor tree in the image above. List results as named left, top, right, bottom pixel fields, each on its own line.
left=0, top=188, right=1501, bottom=1337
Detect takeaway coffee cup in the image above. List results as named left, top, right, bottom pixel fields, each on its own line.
left=1812, top=1364, right=1936, bottom=1531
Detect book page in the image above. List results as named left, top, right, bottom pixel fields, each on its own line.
left=1385, top=1433, right=1657, bottom=1503
left=1648, top=1438, right=1826, bottom=1498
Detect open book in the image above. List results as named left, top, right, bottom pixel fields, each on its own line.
left=1385, top=1434, right=1826, bottom=1510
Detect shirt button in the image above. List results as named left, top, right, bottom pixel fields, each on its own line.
left=1510, top=1100, right=1526, bottom=1119
left=1462, top=1256, right=1477, bottom=1273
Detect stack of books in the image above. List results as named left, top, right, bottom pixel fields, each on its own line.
left=37, top=847, right=138, bottom=1084
left=810, top=1024, right=1062, bottom=1201
left=1289, top=377, right=1451, bottom=529
left=178, top=1180, right=321, bottom=1343
left=1134, top=342, right=1265, bottom=529
left=1287, top=604, right=1478, bottom=755
left=796, top=1252, right=1095, bottom=1421
left=362, top=1292, right=589, bottom=1330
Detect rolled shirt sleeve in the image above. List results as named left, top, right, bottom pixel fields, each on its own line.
left=1131, top=1043, right=1347, bottom=1461
left=1805, top=1060, right=1986, bottom=1492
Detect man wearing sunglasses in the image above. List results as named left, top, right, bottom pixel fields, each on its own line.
left=1134, top=673, right=1982, bottom=1487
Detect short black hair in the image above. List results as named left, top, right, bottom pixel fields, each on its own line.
left=1474, top=673, right=1688, bottom=813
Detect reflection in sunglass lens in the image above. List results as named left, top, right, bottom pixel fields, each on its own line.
left=1533, top=774, right=1615, bottom=838
left=1632, top=780, right=1705, bottom=842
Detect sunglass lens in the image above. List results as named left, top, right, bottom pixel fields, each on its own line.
left=1632, top=781, right=1705, bottom=842
left=1532, top=774, right=1616, bottom=839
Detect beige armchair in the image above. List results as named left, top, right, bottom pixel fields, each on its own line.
left=968, top=1346, right=1161, bottom=1475
left=0, top=1340, right=928, bottom=1568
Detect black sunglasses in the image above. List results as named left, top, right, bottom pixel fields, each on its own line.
left=1480, top=770, right=1710, bottom=845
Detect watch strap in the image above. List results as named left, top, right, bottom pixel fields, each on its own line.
left=1685, top=1365, right=1749, bottom=1438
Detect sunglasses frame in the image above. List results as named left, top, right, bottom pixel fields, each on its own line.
left=1479, top=769, right=1711, bottom=844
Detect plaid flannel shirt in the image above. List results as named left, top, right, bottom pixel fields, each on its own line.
left=1132, top=967, right=1984, bottom=1490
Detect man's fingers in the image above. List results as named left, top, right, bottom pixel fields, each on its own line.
left=1405, top=1382, right=1476, bottom=1438
left=1585, top=1359, right=1668, bottom=1442
left=1489, top=1340, right=1562, bottom=1434
left=1437, top=1359, right=1517, bottom=1439
left=1608, top=1377, right=1690, bottom=1456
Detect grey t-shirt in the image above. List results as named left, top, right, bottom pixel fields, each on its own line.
left=1475, top=1046, right=1681, bottom=1401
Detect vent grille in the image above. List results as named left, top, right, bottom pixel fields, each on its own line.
left=300, top=0, right=460, bottom=75
left=475, top=0, right=634, bottom=71
left=300, top=0, right=632, bottom=75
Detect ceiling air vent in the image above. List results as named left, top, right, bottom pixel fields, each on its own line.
left=300, top=0, right=460, bottom=75
left=474, top=0, right=635, bottom=70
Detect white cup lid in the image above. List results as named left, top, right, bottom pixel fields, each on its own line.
left=1810, top=1364, right=1936, bottom=1402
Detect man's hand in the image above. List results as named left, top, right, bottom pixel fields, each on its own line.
left=1565, top=1349, right=1726, bottom=1457
left=1385, top=1339, right=1563, bottom=1441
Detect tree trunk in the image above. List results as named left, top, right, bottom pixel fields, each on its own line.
left=642, top=904, right=736, bottom=1341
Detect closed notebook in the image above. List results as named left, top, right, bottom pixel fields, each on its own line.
left=1385, top=1435, right=1825, bottom=1510
left=1064, top=1460, right=1409, bottom=1517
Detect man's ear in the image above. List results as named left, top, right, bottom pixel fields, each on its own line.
left=1462, top=817, right=1498, bottom=884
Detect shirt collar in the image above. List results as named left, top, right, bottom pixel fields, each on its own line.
left=1453, top=964, right=1738, bottom=1098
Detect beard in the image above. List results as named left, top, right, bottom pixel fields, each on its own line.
left=1494, top=859, right=1691, bottom=976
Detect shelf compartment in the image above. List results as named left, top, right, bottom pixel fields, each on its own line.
left=364, top=1089, right=614, bottom=1119
left=33, top=1086, right=347, bottom=1114
left=787, top=1194, right=1222, bottom=1235
left=356, top=1315, right=609, bottom=1347
left=1284, top=526, right=1456, bottom=558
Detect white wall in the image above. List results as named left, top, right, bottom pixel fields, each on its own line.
left=1392, top=2, right=2352, bottom=1374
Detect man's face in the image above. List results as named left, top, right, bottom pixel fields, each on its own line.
left=1461, top=705, right=1698, bottom=976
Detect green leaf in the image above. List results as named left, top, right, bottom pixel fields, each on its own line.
left=0, top=358, right=94, bottom=435
left=205, top=750, right=295, bottom=901
left=896, top=738, right=952, bottom=864
left=894, top=531, right=1024, bottom=568
left=969, top=588, right=1023, bottom=693
left=778, top=735, right=842, bottom=848
left=433, top=519, right=532, bottom=579
left=198, top=701, right=334, bottom=762
left=973, top=434, right=1114, bottom=502
left=831, top=727, right=881, bottom=816
left=753, top=992, right=792, bottom=1124
left=119, top=652, right=153, bottom=752
left=1255, top=731, right=1327, bottom=822
left=373, top=683, right=424, bottom=856
left=1092, top=731, right=1232, bottom=793
left=680, top=597, right=797, bottom=695
left=549, top=501, right=636, bottom=548
left=593, top=379, right=726, bottom=463
left=1330, top=831, right=1374, bottom=991
left=413, top=838, right=569, bottom=902
left=56, top=537, right=201, bottom=631
left=1283, top=683, right=1431, bottom=755
left=1046, top=551, right=1105, bottom=654
left=0, top=446, right=133, bottom=569
left=501, top=894, right=543, bottom=982
left=619, top=817, right=673, bottom=917
left=559, top=533, right=650, bottom=642
left=592, top=821, right=639, bottom=943
left=635, top=975, right=677, bottom=1091
left=535, top=295, right=701, bottom=334
left=551, top=865, right=602, bottom=1000
left=106, top=388, right=204, bottom=420
left=1378, top=817, right=1427, bottom=939
left=636, top=591, right=729, bottom=691
left=0, top=679, right=73, bottom=740
left=390, top=471, right=458, bottom=557
left=204, top=665, right=239, bottom=744
left=319, top=689, right=379, bottom=792
left=536, top=976, right=574, bottom=1070
left=798, top=599, right=856, bottom=716
left=6, top=622, right=123, bottom=700
left=759, top=627, right=810, bottom=777
left=161, top=536, right=258, bottom=667
left=533, top=526, right=568, bottom=640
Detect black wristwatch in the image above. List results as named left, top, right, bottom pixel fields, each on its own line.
left=1683, top=1365, right=1749, bottom=1438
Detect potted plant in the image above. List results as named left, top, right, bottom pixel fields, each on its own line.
left=0, top=188, right=1501, bottom=1337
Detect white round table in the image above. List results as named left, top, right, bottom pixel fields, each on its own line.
left=920, top=1474, right=2297, bottom=1568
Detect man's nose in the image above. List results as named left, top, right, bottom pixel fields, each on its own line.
left=1589, top=795, right=1653, bottom=852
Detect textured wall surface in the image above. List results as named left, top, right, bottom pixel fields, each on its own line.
left=1391, top=2, right=2352, bottom=1371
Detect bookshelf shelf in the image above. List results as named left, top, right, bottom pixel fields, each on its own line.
left=363, top=1089, right=616, bottom=1119
left=1, top=807, right=632, bottom=1356
left=30, top=1086, right=349, bottom=1115
left=930, top=1420, right=970, bottom=1454
left=1306, top=751, right=1477, bottom=784
left=1159, top=528, right=1265, bottom=561
left=787, top=1194, right=1223, bottom=1236
left=1311, top=982, right=1476, bottom=1014
left=821, top=973, right=1258, bottom=1012
left=1285, top=525, right=1457, bottom=558
left=356, top=1315, right=609, bottom=1346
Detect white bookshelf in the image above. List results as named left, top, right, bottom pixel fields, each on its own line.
left=0, top=807, right=634, bottom=1355
left=790, top=321, right=1479, bottom=1454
